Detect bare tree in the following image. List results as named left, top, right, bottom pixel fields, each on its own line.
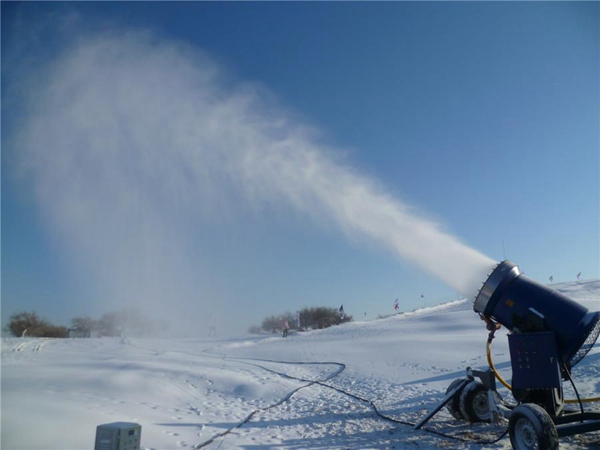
left=4, top=311, right=49, bottom=337
left=70, top=315, right=98, bottom=337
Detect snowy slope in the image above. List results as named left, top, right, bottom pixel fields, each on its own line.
left=2, top=281, right=599, bottom=449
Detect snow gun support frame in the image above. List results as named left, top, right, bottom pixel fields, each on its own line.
left=416, top=261, right=600, bottom=450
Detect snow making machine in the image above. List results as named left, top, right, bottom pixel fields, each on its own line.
left=416, top=261, right=600, bottom=450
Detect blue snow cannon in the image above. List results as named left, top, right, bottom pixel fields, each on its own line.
left=473, top=260, right=600, bottom=368
left=419, top=261, right=600, bottom=449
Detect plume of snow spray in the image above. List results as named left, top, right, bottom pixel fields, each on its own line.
left=9, top=30, right=495, bottom=331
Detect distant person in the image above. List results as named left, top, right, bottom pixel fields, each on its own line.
left=295, top=311, right=301, bottom=329
left=281, top=319, right=290, bottom=338
left=339, top=305, right=345, bottom=322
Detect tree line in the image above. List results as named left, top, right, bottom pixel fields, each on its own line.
left=5, top=305, right=351, bottom=338
left=4, top=308, right=161, bottom=338
left=249, top=306, right=352, bottom=334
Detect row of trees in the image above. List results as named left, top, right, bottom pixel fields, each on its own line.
left=5, top=305, right=351, bottom=338
left=250, top=306, right=352, bottom=334
left=4, top=308, right=161, bottom=338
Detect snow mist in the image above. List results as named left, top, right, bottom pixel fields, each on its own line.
left=10, top=30, right=495, bottom=332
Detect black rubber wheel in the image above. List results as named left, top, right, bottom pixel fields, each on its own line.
left=459, top=380, right=498, bottom=423
left=445, top=378, right=468, bottom=420
left=509, top=404, right=558, bottom=450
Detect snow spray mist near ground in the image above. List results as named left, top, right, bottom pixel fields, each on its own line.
left=8, top=29, right=495, bottom=333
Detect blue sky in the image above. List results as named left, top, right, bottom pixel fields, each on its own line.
left=2, top=2, right=598, bottom=335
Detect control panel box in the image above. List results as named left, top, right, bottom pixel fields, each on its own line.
left=94, top=422, right=141, bottom=450
left=508, top=331, right=561, bottom=390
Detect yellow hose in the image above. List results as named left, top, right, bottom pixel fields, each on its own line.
left=486, top=339, right=600, bottom=404
left=486, top=339, right=512, bottom=390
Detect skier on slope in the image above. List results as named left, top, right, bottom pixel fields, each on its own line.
left=280, top=319, right=290, bottom=338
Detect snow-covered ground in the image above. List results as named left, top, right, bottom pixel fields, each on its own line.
left=2, top=280, right=599, bottom=450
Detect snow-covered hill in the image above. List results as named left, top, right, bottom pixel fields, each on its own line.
left=2, top=280, right=599, bottom=449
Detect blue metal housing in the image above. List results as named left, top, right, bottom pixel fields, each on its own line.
left=474, top=261, right=600, bottom=367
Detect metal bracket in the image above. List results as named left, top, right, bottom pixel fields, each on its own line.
left=413, top=377, right=470, bottom=430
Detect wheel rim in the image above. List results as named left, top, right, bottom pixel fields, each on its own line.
left=473, top=391, right=489, bottom=420
left=514, top=417, right=538, bottom=449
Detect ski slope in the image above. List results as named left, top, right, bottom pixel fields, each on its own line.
left=2, top=280, right=599, bottom=449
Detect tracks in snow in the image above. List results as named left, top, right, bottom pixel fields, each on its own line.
left=11, top=338, right=50, bottom=352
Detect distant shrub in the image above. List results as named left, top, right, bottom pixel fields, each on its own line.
left=5, top=308, right=160, bottom=339
left=298, top=306, right=351, bottom=329
left=70, top=315, right=98, bottom=337
left=4, top=311, right=68, bottom=338
left=96, top=307, right=158, bottom=337
left=4, top=311, right=49, bottom=337
left=254, top=306, right=352, bottom=333
left=261, top=315, right=282, bottom=334
left=29, top=325, right=68, bottom=338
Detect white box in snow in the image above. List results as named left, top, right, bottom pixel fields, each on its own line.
left=94, top=422, right=141, bottom=450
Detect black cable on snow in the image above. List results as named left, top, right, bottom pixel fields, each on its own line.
left=194, top=356, right=346, bottom=448
left=193, top=352, right=509, bottom=448
left=123, top=341, right=508, bottom=448
left=311, top=378, right=508, bottom=445
left=194, top=379, right=321, bottom=449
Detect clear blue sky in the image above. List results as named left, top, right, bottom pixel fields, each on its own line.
left=2, top=2, right=598, bottom=335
